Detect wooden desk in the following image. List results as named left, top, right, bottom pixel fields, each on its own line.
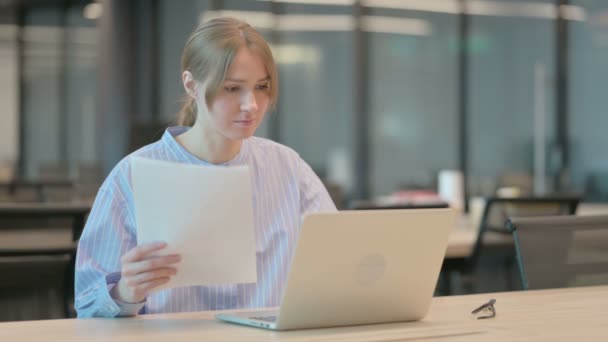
left=0, top=286, right=606, bottom=341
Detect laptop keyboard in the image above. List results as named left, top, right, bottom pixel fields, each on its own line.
left=250, top=315, right=277, bottom=322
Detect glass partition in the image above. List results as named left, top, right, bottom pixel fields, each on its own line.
left=569, top=0, right=608, bottom=201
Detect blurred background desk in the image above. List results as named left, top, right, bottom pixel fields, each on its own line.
left=0, top=180, right=75, bottom=203
left=0, top=202, right=92, bottom=242
left=440, top=201, right=608, bottom=295
left=445, top=201, right=608, bottom=259
left=0, top=285, right=605, bottom=341
left=0, top=202, right=92, bottom=321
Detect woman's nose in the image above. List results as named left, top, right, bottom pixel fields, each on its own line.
left=241, top=92, right=258, bottom=112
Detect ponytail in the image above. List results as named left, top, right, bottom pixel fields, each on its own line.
left=177, top=96, right=197, bottom=126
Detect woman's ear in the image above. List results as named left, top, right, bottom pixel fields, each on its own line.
left=182, top=71, right=197, bottom=99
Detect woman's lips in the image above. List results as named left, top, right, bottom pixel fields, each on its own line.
left=234, top=119, right=255, bottom=126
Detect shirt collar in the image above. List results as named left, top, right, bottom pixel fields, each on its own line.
left=161, top=126, right=248, bottom=166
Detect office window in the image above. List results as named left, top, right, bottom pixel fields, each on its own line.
left=275, top=3, right=355, bottom=195
left=65, top=7, right=98, bottom=174
left=368, top=6, right=459, bottom=196
left=569, top=0, right=608, bottom=201
left=22, top=8, right=64, bottom=179
left=21, top=6, right=98, bottom=180
left=468, top=0, right=557, bottom=196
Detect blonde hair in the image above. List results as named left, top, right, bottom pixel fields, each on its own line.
left=177, top=17, right=278, bottom=126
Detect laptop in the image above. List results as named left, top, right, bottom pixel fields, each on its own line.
left=215, top=208, right=455, bottom=330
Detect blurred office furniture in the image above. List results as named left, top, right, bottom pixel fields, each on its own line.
left=322, top=179, right=346, bottom=210
left=0, top=163, right=73, bottom=203
left=0, top=202, right=91, bottom=321
left=584, top=170, right=608, bottom=202
left=440, top=196, right=580, bottom=295
left=437, top=170, right=464, bottom=211
left=38, top=162, right=70, bottom=181
left=75, top=163, right=104, bottom=202
left=129, top=121, right=168, bottom=153
left=37, top=163, right=74, bottom=202
left=350, top=201, right=449, bottom=210
left=496, top=171, right=534, bottom=196
left=350, top=190, right=447, bottom=210
left=0, top=164, right=104, bottom=204
left=0, top=161, right=14, bottom=183
left=577, top=202, right=608, bottom=216
left=507, top=215, right=608, bottom=290
left=0, top=179, right=75, bottom=203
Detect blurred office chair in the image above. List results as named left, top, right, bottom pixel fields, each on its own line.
left=0, top=182, right=39, bottom=203
left=322, top=179, right=346, bottom=210
left=36, top=162, right=75, bottom=202
left=584, top=170, right=608, bottom=202
left=38, top=162, right=70, bottom=181
left=0, top=206, right=89, bottom=321
left=507, top=215, right=608, bottom=290
left=75, top=163, right=104, bottom=202
left=441, top=196, right=580, bottom=295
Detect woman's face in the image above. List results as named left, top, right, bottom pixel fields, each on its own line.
left=197, top=47, right=271, bottom=141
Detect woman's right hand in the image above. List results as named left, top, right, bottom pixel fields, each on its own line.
left=111, top=241, right=181, bottom=304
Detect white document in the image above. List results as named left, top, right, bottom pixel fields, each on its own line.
left=131, top=157, right=257, bottom=290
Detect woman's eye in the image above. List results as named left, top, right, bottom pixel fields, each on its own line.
left=256, top=84, right=270, bottom=91
left=225, top=86, right=240, bottom=93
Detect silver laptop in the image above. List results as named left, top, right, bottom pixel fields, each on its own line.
left=215, top=208, right=455, bottom=330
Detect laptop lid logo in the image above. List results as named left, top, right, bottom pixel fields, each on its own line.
left=356, top=253, right=387, bottom=286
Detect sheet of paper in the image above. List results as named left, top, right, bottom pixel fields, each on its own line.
left=131, top=157, right=257, bottom=290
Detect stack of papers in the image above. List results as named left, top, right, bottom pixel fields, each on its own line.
left=131, top=157, right=258, bottom=290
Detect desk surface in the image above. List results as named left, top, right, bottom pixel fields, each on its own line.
left=1, top=285, right=606, bottom=341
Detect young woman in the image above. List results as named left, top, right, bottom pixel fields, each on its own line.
left=75, top=17, right=336, bottom=318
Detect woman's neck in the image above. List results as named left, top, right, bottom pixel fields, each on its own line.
left=176, top=120, right=242, bottom=165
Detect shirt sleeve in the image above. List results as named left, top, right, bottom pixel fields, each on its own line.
left=74, top=166, right=145, bottom=318
left=297, top=156, right=338, bottom=215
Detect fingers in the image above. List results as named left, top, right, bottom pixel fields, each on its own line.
left=115, top=243, right=181, bottom=304
left=122, top=254, right=181, bottom=277
left=117, top=277, right=171, bottom=303
left=137, top=277, right=171, bottom=295
left=124, top=267, right=177, bottom=287
left=121, top=241, right=168, bottom=263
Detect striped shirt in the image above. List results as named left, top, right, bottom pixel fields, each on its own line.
left=75, top=127, right=336, bottom=318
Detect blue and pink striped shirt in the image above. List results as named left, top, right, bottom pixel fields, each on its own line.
left=75, top=127, right=336, bottom=318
